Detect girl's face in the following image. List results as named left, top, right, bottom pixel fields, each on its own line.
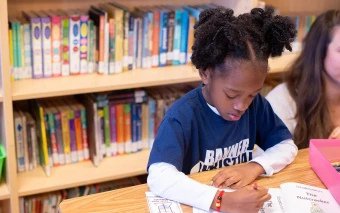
left=200, top=61, right=267, bottom=121
left=324, top=26, right=340, bottom=84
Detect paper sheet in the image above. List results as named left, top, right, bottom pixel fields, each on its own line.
left=146, top=192, right=183, bottom=213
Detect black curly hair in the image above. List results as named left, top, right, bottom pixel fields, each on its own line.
left=191, top=7, right=297, bottom=73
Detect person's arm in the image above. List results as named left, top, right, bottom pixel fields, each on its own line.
left=250, top=139, right=298, bottom=176
left=148, top=162, right=218, bottom=211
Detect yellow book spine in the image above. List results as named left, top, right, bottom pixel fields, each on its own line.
left=39, top=107, right=49, bottom=167
left=9, top=29, right=14, bottom=81
left=115, top=10, right=124, bottom=73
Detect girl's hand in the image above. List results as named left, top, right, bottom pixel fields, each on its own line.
left=329, top=126, right=340, bottom=139
left=220, top=185, right=271, bottom=213
left=211, top=162, right=265, bottom=189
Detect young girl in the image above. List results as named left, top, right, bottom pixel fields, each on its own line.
left=147, top=7, right=298, bottom=213
left=266, top=10, right=340, bottom=149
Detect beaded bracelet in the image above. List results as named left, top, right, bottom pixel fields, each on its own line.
left=216, top=190, right=225, bottom=212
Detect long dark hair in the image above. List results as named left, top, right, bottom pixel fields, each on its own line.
left=286, top=10, right=340, bottom=149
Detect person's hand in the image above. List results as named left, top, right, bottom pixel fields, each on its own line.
left=211, top=162, right=265, bottom=189
left=329, top=126, right=340, bottom=139
left=220, top=185, right=271, bottom=213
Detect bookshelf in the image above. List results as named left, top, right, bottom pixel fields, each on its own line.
left=11, top=52, right=298, bottom=101
left=0, top=0, right=336, bottom=212
left=0, top=183, right=10, bottom=200
left=17, top=150, right=150, bottom=197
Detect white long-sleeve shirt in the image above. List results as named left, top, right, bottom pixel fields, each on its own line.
left=147, top=101, right=298, bottom=211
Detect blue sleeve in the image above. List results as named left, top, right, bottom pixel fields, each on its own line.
left=147, top=116, right=186, bottom=172
left=255, top=95, right=293, bottom=150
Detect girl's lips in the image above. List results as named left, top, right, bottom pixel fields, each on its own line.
left=228, top=113, right=241, bottom=121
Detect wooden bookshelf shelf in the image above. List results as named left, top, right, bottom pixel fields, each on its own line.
left=17, top=150, right=150, bottom=197
left=11, top=52, right=298, bottom=101
left=0, top=183, right=10, bottom=200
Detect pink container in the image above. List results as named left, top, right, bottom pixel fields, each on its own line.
left=309, top=139, right=340, bottom=204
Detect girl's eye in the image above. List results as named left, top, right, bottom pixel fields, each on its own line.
left=227, top=95, right=236, bottom=99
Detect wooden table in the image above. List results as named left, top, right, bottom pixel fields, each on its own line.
left=59, top=149, right=324, bottom=213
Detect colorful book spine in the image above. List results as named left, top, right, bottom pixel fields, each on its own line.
left=122, top=12, right=130, bottom=71
left=115, top=9, right=123, bottom=73
left=10, top=22, right=18, bottom=80
left=54, top=113, right=65, bottom=165
left=60, top=110, right=71, bottom=164
left=103, top=105, right=112, bottom=156
left=60, top=13, right=70, bottom=76
left=141, top=103, right=149, bottom=149
left=186, top=16, right=195, bottom=63
left=44, top=114, right=54, bottom=167
left=48, top=112, right=60, bottom=166
left=137, top=18, right=143, bottom=69
left=80, top=107, right=89, bottom=160
left=20, top=25, right=26, bottom=79
left=9, top=29, right=14, bottom=80
left=147, top=12, right=153, bottom=69
left=123, top=103, right=132, bottom=153
left=79, top=14, right=89, bottom=74
left=159, top=10, right=168, bottom=67
left=179, top=10, right=189, bottom=65
left=109, top=104, right=117, bottom=156
left=116, top=104, right=124, bottom=155
left=17, top=23, right=23, bottom=80
left=148, top=99, right=156, bottom=149
left=23, top=22, right=33, bottom=78
left=133, top=18, right=138, bottom=70
left=87, top=20, right=95, bottom=73
left=69, top=15, right=81, bottom=75
left=166, top=10, right=175, bottom=66
left=131, top=103, right=138, bottom=153
left=38, top=105, right=51, bottom=175
left=136, top=104, right=142, bottom=151
left=74, top=109, right=84, bottom=162
left=24, top=13, right=43, bottom=78
left=172, top=10, right=182, bottom=65
left=50, top=15, right=62, bottom=77
left=41, top=16, right=53, bottom=77
left=68, top=109, right=78, bottom=163
left=152, top=10, right=160, bottom=68
left=14, top=112, right=25, bottom=172
left=108, top=19, right=115, bottom=74
left=142, top=14, right=149, bottom=69
left=128, top=15, right=134, bottom=70
left=103, top=22, right=109, bottom=75
left=97, top=110, right=106, bottom=158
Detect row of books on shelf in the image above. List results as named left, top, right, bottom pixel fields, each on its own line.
left=8, top=2, right=217, bottom=81
left=14, top=86, right=191, bottom=176
left=288, top=15, right=316, bottom=52
left=19, top=175, right=144, bottom=213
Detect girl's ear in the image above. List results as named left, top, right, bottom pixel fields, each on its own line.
left=199, top=68, right=211, bottom=85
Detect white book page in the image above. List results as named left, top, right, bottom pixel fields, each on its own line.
left=281, top=182, right=340, bottom=213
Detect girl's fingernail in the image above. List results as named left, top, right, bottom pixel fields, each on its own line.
left=209, top=181, right=213, bottom=185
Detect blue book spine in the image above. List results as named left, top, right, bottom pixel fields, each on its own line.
left=179, top=10, right=189, bottom=65
left=172, top=10, right=182, bottom=65
left=159, top=11, right=168, bottom=67
left=136, top=104, right=142, bottom=151
left=131, top=103, right=138, bottom=153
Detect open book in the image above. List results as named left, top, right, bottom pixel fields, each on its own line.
left=193, top=182, right=340, bottom=213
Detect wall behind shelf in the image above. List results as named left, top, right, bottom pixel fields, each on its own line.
left=265, top=0, right=340, bottom=15
left=7, top=0, right=211, bottom=17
